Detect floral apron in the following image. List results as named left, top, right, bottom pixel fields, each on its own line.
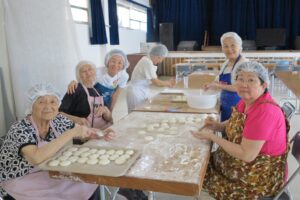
left=204, top=105, right=289, bottom=200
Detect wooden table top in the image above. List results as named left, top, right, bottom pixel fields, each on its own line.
left=134, top=93, right=219, bottom=114
left=49, top=112, right=212, bottom=196
left=176, top=72, right=218, bottom=89
left=275, top=71, right=300, bottom=98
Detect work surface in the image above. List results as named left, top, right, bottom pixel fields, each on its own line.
left=49, top=112, right=212, bottom=196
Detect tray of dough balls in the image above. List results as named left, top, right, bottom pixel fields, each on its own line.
left=39, top=145, right=141, bottom=177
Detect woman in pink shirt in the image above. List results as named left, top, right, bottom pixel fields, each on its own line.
left=192, top=62, right=288, bottom=199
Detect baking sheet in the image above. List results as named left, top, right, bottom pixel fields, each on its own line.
left=39, top=145, right=141, bottom=177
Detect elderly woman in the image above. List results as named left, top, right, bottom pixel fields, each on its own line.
left=126, top=44, right=175, bottom=112
left=204, top=32, right=249, bottom=121
left=193, top=62, right=288, bottom=199
left=59, top=61, right=113, bottom=129
left=0, top=83, right=114, bottom=199
left=68, top=49, right=129, bottom=110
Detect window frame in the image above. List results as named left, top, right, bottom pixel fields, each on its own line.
left=69, top=0, right=89, bottom=24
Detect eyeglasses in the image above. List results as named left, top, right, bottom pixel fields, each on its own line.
left=236, top=78, right=260, bottom=86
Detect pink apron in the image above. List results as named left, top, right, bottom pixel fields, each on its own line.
left=82, top=85, right=111, bottom=130
left=1, top=117, right=97, bottom=200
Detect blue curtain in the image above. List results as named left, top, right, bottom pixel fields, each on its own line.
left=153, top=0, right=208, bottom=49
left=108, top=0, right=119, bottom=45
left=152, top=0, right=300, bottom=49
left=89, top=0, right=107, bottom=45
left=147, top=8, right=155, bottom=42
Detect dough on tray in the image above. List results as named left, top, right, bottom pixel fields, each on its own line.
left=67, top=147, right=78, bottom=152
left=98, top=149, right=106, bottom=155
left=62, top=151, right=73, bottom=157
left=138, top=130, right=147, bottom=135
left=115, top=157, right=126, bottom=165
left=48, top=160, right=60, bottom=167
left=68, top=156, right=79, bottom=163
left=89, top=154, right=99, bottom=159
left=125, top=150, right=134, bottom=155
left=60, top=160, right=71, bottom=167
left=87, top=158, right=98, bottom=165
left=80, top=152, right=91, bottom=158
left=106, top=149, right=115, bottom=155
left=98, top=159, right=110, bottom=165
left=79, top=147, right=90, bottom=152
left=77, top=157, right=88, bottom=164
left=115, top=150, right=124, bottom=155
left=109, top=154, right=119, bottom=161
left=88, top=149, right=98, bottom=154
left=145, top=136, right=154, bottom=141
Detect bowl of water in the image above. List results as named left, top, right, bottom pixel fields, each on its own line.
left=184, top=89, right=218, bottom=109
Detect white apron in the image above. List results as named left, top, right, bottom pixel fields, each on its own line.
left=126, top=79, right=151, bottom=113
left=82, top=85, right=111, bottom=130
left=1, top=117, right=98, bottom=200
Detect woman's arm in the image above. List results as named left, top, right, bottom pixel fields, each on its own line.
left=110, top=87, right=122, bottom=110
left=204, top=81, right=237, bottom=92
left=21, top=125, right=95, bottom=165
left=60, top=112, right=90, bottom=126
left=192, top=131, right=265, bottom=162
left=151, top=78, right=176, bottom=87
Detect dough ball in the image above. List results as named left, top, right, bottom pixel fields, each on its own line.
left=79, top=147, right=90, bottom=152
left=162, top=119, right=169, bottom=123
left=48, top=160, right=60, bottom=167
left=145, top=136, right=154, bottom=141
left=157, top=127, right=165, bottom=132
left=138, top=130, right=147, bottom=135
left=60, top=160, right=71, bottom=167
left=115, top=150, right=124, bottom=155
left=178, top=119, right=186, bottom=123
left=80, top=152, right=91, bottom=158
left=115, top=157, right=126, bottom=165
left=169, top=118, right=176, bottom=123
left=88, top=149, right=98, bottom=154
left=99, top=154, right=109, bottom=160
left=87, top=158, right=98, bottom=165
left=77, top=157, right=88, bottom=164
left=125, top=150, right=135, bottom=155
left=89, top=154, right=100, bottom=159
left=98, top=149, right=106, bottom=155
left=160, top=123, right=169, bottom=128
left=170, top=126, right=178, bottom=131
left=62, top=151, right=73, bottom=157
left=68, top=156, right=79, bottom=163
left=119, top=154, right=130, bottom=160
left=202, top=114, right=208, bottom=118
left=186, top=116, right=194, bottom=121
left=194, top=117, right=202, bottom=122
left=59, top=155, right=70, bottom=161
left=106, top=149, right=115, bottom=155
left=67, top=147, right=78, bottom=152
left=109, top=154, right=119, bottom=161
left=73, top=151, right=82, bottom=156
left=147, top=126, right=154, bottom=131
left=152, top=123, right=159, bottom=128
left=139, top=123, right=147, bottom=128
left=98, top=159, right=110, bottom=165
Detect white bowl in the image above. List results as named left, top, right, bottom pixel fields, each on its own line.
left=184, top=89, right=218, bottom=109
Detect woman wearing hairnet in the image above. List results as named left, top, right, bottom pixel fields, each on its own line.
left=192, top=62, right=288, bottom=199
left=60, top=61, right=113, bottom=129
left=126, top=44, right=176, bottom=112
left=67, top=49, right=129, bottom=111
left=0, top=83, right=113, bottom=199
left=204, top=32, right=248, bottom=121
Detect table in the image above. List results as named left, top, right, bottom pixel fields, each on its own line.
left=49, top=112, right=212, bottom=197
left=134, top=93, right=219, bottom=114
left=275, top=71, right=300, bottom=98
left=175, top=71, right=218, bottom=89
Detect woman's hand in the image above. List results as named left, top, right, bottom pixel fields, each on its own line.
left=67, top=80, right=78, bottom=94
left=168, top=79, right=176, bottom=87
left=103, top=128, right=116, bottom=141
left=203, top=82, right=221, bottom=90
left=74, top=116, right=90, bottom=126
left=94, top=106, right=111, bottom=118
left=191, top=130, right=214, bottom=141
left=202, top=117, right=221, bottom=131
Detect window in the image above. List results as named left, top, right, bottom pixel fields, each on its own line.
left=117, top=2, right=147, bottom=32
left=69, top=0, right=88, bottom=23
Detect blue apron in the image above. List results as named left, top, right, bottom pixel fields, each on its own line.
left=94, top=82, right=117, bottom=108
left=219, top=55, right=241, bottom=122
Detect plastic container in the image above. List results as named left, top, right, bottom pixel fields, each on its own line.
left=184, top=89, right=217, bottom=109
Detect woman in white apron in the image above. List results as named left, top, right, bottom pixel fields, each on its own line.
left=60, top=61, right=113, bottom=130
left=0, top=83, right=112, bottom=199
left=126, top=44, right=175, bottom=113
left=66, top=49, right=129, bottom=111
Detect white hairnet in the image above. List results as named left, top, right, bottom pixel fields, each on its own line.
left=220, top=32, right=243, bottom=50
left=104, top=49, right=129, bottom=69
left=232, top=61, right=270, bottom=86
left=75, top=60, right=96, bottom=82
left=26, top=83, right=61, bottom=115
left=148, top=44, right=168, bottom=57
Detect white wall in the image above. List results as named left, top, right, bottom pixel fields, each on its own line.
left=75, top=0, right=147, bottom=67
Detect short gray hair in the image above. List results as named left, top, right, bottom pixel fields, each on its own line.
left=104, top=49, right=129, bottom=69
left=232, top=61, right=270, bottom=86
left=220, top=32, right=243, bottom=50
left=148, top=44, right=168, bottom=57
left=75, top=60, right=96, bottom=82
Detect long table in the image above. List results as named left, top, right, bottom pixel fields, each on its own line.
left=275, top=71, right=300, bottom=98
left=49, top=112, right=212, bottom=197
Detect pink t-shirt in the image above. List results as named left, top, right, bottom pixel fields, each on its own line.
left=236, top=93, right=287, bottom=156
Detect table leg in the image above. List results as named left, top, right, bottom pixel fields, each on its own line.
left=100, top=185, right=106, bottom=200
left=148, top=191, right=155, bottom=200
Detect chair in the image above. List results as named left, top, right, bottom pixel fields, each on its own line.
left=281, top=101, right=296, bottom=120
left=260, top=131, right=300, bottom=200
left=270, top=64, right=291, bottom=96
left=175, top=63, right=192, bottom=81
left=192, top=64, right=208, bottom=72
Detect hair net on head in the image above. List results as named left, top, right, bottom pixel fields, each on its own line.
left=148, top=44, right=168, bottom=57
left=231, top=61, right=270, bottom=86
left=75, top=60, right=96, bottom=82
left=220, top=32, right=243, bottom=50
left=26, top=83, right=61, bottom=115
left=104, top=49, right=129, bottom=70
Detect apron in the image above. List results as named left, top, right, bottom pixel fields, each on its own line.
left=94, top=82, right=117, bottom=108
left=219, top=55, right=241, bottom=122
left=82, top=85, right=111, bottom=130
left=1, top=117, right=97, bottom=200
left=203, top=105, right=289, bottom=199
left=126, top=79, right=151, bottom=113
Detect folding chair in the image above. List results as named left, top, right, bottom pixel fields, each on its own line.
left=260, top=131, right=300, bottom=200
left=281, top=101, right=296, bottom=120
left=192, top=64, right=208, bottom=72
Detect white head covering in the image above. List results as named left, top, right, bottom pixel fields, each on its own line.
left=148, top=44, right=168, bottom=57
left=26, top=83, right=61, bottom=115
left=232, top=61, right=270, bottom=86
left=220, top=32, right=243, bottom=50
left=104, top=49, right=129, bottom=69
left=75, top=60, right=97, bottom=82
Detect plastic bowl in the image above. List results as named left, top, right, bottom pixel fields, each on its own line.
left=184, top=89, right=217, bottom=109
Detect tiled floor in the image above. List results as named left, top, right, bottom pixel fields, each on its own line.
left=112, top=81, right=300, bottom=200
